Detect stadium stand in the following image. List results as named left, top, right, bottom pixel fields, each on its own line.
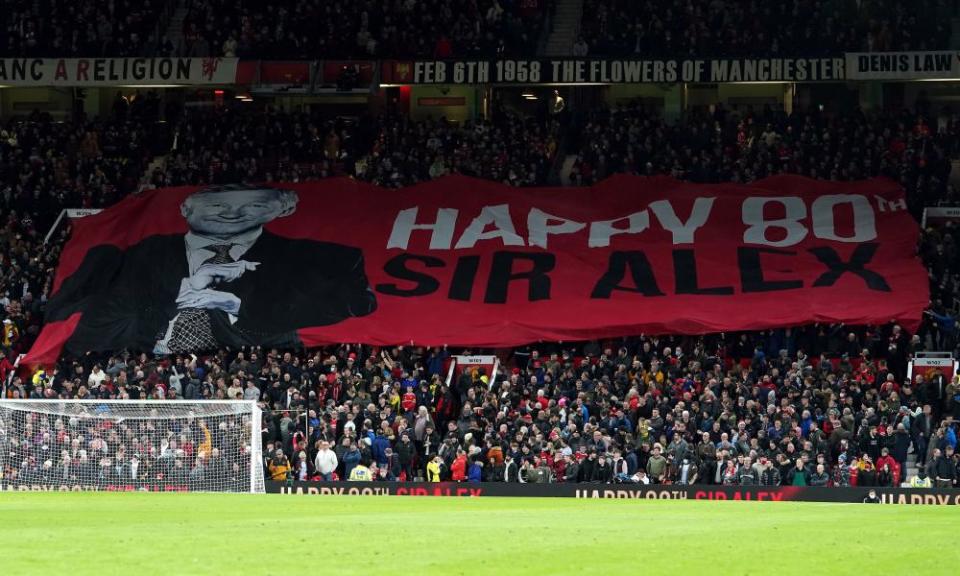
left=0, top=0, right=958, bottom=493
left=569, top=103, right=956, bottom=216
left=3, top=0, right=951, bottom=58
left=177, top=0, right=549, bottom=58
left=578, top=0, right=955, bottom=57
left=0, top=100, right=958, bottom=488
left=157, top=105, right=559, bottom=187
left=0, top=0, right=171, bottom=57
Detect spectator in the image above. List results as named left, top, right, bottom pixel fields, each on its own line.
left=426, top=454, right=443, bottom=482
left=809, top=464, right=830, bottom=487
left=313, top=439, right=338, bottom=481
left=267, top=449, right=291, bottom=481
left=348, top=460, right=372, bottom=481
left=785, top=458, right=810, bottom=486
left=645, top=444, right=668, bottom=483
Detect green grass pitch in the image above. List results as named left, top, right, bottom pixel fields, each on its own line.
left=1, top=493, right=957, bottom=575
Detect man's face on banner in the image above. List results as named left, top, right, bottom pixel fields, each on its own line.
left=181, top=189, right=296, bottom=238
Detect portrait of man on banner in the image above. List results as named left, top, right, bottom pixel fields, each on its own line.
left=46, top=184, right=378, bottom=354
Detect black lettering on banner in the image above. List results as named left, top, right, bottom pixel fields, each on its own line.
left=29, top=59, right=43, bottom=81
left=176, top=58, right=191, bottom=80
left=12, top=59, right=26, bottom=81
left=484, top=252, right=555, bottom=304
left=159, top=59, right=173, bottom=79
left=673, top=250, right=734, bottom=295
left=737, top=247, right=803, bottom=293
left=591, top=251, right=665, bottom=298
left=132, top=59, right=147, bottom=80
left=376, top=254, right=443, bottom=296
left=809, top=244, right=890, bottom=292
left=448, top=255, right=480, bottom=301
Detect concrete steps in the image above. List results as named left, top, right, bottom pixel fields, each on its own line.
left=543, top=0, right=584, bottom=57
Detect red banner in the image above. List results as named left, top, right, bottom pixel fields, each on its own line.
left=27, top=175, right=927, bottom=364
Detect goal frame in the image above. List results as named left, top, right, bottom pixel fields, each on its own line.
left=0, top=398, right=264, bottom=494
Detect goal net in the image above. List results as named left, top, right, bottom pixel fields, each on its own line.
left=0, top=400, right=264, bottom=493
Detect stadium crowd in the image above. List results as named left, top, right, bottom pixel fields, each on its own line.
left=577, top=0, right=954, bottom=57
left=1, top=0, right=953, bottom=58
left=179, top=0, right=548, bottom=59
left=569, top=103, right=957, bottom=217
left=0, top=97, right=959, bottom=487
left=1, top=0, right=550, bottom=59
left=1, top=0, right=169, bottom=57
left=4, top=329, right=960, bottom=488
left=157, top=105, right=559, bottom=188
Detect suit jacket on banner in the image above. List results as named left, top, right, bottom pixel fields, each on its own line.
left=45, top=231, right=377, bottom=354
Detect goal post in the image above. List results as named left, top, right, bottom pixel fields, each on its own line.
left=0, top=400, right=264, bottom=493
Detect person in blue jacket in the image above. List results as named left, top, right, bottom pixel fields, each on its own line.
left=468, top=459, right=484, bottom=482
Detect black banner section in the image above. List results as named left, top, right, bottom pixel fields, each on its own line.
left=381, top=58, right=846, bottom=85
left=266, top=481, right=960, bottom=505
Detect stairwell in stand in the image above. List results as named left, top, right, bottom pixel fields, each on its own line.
left=166, top=1, right=190, bottom=56
left=543, top=0, right=584, bottom=57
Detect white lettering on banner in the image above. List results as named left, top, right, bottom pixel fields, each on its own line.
left=414, top=61, right=447, bottom=83
left=708, top=58, right=844, bottom=82
left=742, top=197, right=808, bottom=247
left=876, top=197, right=907, bottom=212
left=810, top=195, right=877, bottom=243
left=743, top=195, right=877, bottom=247
left=454, top=204, right=525, bottom=249
left=527, top=209, right=586, bottom=249
left=575, top=489, right=689, bottom=499
left=388, top=195, right=886, bottom=250
left=453, top=61, right=491, bottom=83
left=588, top=211, right=650, bottom=248
left=420, top=58, right=846, bottom=84
left=879, top=493, right=960, bottom=505
left=386, top=207, right=459, bottom=250
left=648, top=198, right=715, bottom=244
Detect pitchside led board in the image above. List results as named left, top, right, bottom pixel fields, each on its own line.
left=25, top=175, right=928, bottom=364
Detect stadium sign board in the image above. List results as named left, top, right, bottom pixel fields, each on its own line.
left=382, top=58, right=846, bottom=85
left=922, top=206, right=960, bottom=228
left=845, top=51, right=960, bottom=80
left=0, top=57, right=238, bottom=86
left=266, top=481, right=960, bottom=505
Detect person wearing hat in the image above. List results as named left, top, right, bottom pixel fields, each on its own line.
left=348, top=458, right=372, bottom=481
left=909, top=464, right=932, bottom=488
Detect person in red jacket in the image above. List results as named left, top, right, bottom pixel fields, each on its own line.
left=875, top=448, right=901, bottom=485
left=450, top=450, right=468, bottom=482
left=401, top=385, right=417, bottom=416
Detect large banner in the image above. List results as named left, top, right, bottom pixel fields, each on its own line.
left=382, top=57, right=845, bottom=85
left=0, top=57, right=237, bottom=86
left=265, top=481, right=960, bottom=505
left=25, top=175, right=927, bottom=364
left=845, top=51, right=960, bottom=80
